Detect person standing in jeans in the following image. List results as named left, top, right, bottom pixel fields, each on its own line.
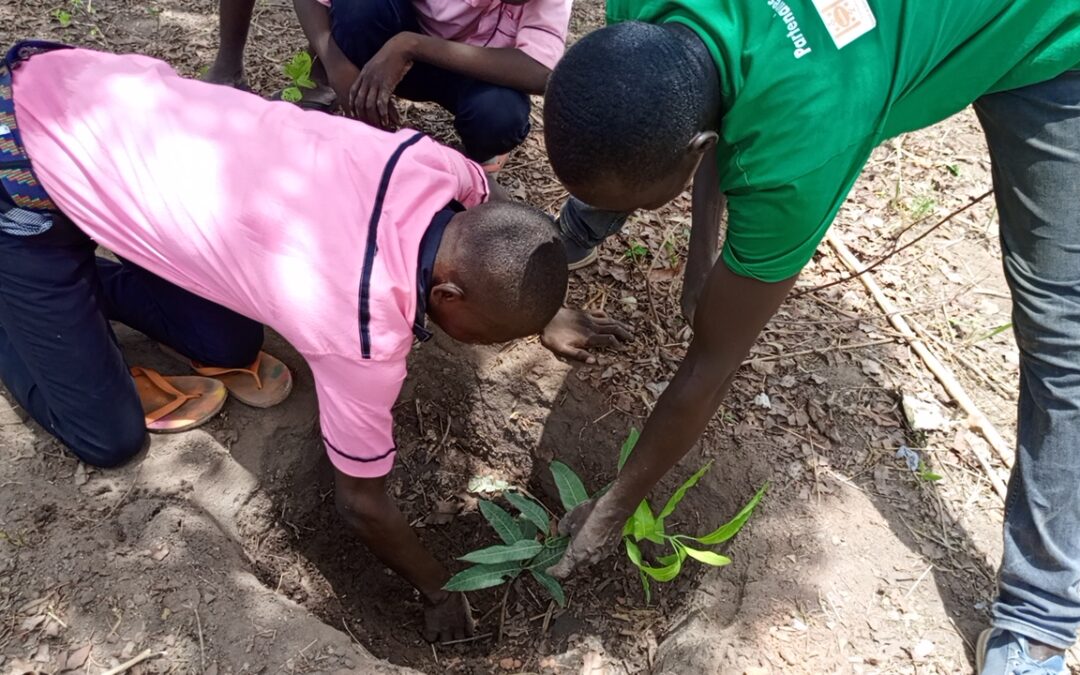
left=539, top=2, right=1080, bottom=673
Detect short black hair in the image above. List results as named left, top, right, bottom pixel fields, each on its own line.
left=455, top=202, right=568, bottom=336
left=544, top=22, right=718, bottom=189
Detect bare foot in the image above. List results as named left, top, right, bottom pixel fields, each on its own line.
left=202, top=63, right=250, bottom=91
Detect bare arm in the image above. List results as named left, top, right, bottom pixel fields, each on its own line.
left=293, top=0, right=360, bottom=101
left=351, top=33, right=549, bottom=127
left=682, top=146, right=726, bottom=323
left=335, top=471, right=473, bottom=641
left=399, top=33, right=550, bottom=94
left=551, top=258, right=796, bottom=577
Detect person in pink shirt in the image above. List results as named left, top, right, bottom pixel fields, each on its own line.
left=205, top=0, right=570, bottom=169
left=0, top=41, right=569, bottom=640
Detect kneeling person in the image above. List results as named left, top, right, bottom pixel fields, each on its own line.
left=0, top=41, right=567, bottom=640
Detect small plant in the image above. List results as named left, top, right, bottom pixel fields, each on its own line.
left=53, top=8, right=72, bottom=27
left=281, top=51, right=317, bottom=103
left=623, top=242, right=649, bottom=263
left=443, top=478, right=571, bottom=606
left=617, top=428, right=767, bottom=601
left=448, top=428, right=767, bottom=606
left=916, top=460, right=943, bottom=482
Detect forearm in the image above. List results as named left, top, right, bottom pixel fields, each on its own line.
left=293, top=0, right=355, bottom=77
left=399, top=33, right=550, bottom=94
left=339, top=487, right=449, bottom=602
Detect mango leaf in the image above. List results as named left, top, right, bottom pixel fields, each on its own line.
left=638, top=555, right=682, bottom=582
left=479, top=500, right=523, bottom=545
left=459, top=540, right=542, bottom=565
left=550, top=461, right=589, bottom=511
left=281, top=86, right=302, bottom=103
left=283, top=52, right=312, bottom=83
left=443, top=561, right=521, bottom=592
left=506, top=492, right=550, bottom=533
left=527, top=536, right=569, bottom=571
left=658, top=461, right=713, bottom=519
left=624, top=537, right=643, bottom=567
left=530, top=570, right=567, bottom=607
left=625, top=540, right=653, bottom=603
left=682, top=546, right=732, bottom=567
left=623, top=500, right=665, bottom=544
left=691, top=483, right=768, bottom=545
left=517, top=517, right=538, bottom=540
left=617, top=427, right=640, bottom=473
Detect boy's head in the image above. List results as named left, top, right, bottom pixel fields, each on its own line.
left=429, top=201, right=567, bottom=344
left=544, top=22, right=721, bottom=212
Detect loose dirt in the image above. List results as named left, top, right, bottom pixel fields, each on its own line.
left=3, top=0, right=1077, bottom=673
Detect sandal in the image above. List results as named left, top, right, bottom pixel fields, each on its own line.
left=130, top=367, right=227, bottom=433
left=161, top=345, right=293, bottom=409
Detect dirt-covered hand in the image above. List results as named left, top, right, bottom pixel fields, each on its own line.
left=423, top=591, right=474, bottom=643
left=349, top=37, right=411, bottom=128
left=540, top=307, right=633, bottom=364
left=547, top=493, right=627, bottom=579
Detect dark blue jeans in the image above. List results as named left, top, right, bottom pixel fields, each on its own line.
left=329, top=0, right=531, bottom=161
left=0, top=214, right=263, bottom=467
left=976, top=70, right=1080, bottom=650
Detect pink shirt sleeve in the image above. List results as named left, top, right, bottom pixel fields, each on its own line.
left=437, top=143, right=491, bottom=207
left=309, top=353, right=407, bottom=478
left=514, top=0, right=571, bottom=70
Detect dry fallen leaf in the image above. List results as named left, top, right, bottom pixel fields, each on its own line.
left=150, top=542, right=170, bottom=561
left=65, top=644, right=92, bottom=671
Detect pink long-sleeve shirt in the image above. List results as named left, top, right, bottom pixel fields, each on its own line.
left=12, top=47, right=489, bottom=477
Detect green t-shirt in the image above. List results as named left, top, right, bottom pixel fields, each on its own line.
left=606, top=0, right=1080, bottom=282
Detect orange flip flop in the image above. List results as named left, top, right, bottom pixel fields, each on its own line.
left=130, top=367, right=227, bottom=433
left=161, top=346, right=293, bottom=409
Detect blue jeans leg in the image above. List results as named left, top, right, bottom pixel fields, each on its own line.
left=0, top=219, right=145, bottom=467
left=96, top=257, right=263, bottom=368
left=975, top=70, right=1080, bottom=650
left=329, top=0, right=531, bottom=160
left=558, top=196, right=633, bottom=250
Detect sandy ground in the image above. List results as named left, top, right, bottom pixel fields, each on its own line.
left=2, top=0, right=1077, bottom=673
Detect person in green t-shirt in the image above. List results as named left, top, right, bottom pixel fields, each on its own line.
left=541, top=2, right=1080, bottom=672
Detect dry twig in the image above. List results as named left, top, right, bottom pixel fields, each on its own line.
left=826, top=231, right=1010, bottom=500
left=100, top=649, right=166, bottom=675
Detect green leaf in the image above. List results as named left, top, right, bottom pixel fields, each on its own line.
left=54, top=9, right=72, bottom=26
left=682, top=546, right=732, bottom=567
left=624, top=537, right=643, bottom=568
left=517, top=517, right=538, bottom=540
left=623, top=500, right=665, bottom=544
left=692, top=483, right=768, bottom=545
left=459, top=540, right=542, bottom=565
left=281, top=86, right=302, bottom=103
left=505, top=492, right=550, bottom=533
left=617, top=428, right=640, bottom=473
left=658, top=461, right=712, bottom=519
left=550, top=461, right=589, bottom=511
left=295, top=74, right=316, bottom=89
left=282, top=51, right=313, bottom=83
left=625, top=544, right=655, bottom=602
left=530, top=569, right=566, bottom=607
left=443, top=561, right=521, bottom=592
left=527, top=536, right=569, bottom=571
left=479, top=500, right=523, bottom=545
left=639, top=555, right=682, bottom=582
